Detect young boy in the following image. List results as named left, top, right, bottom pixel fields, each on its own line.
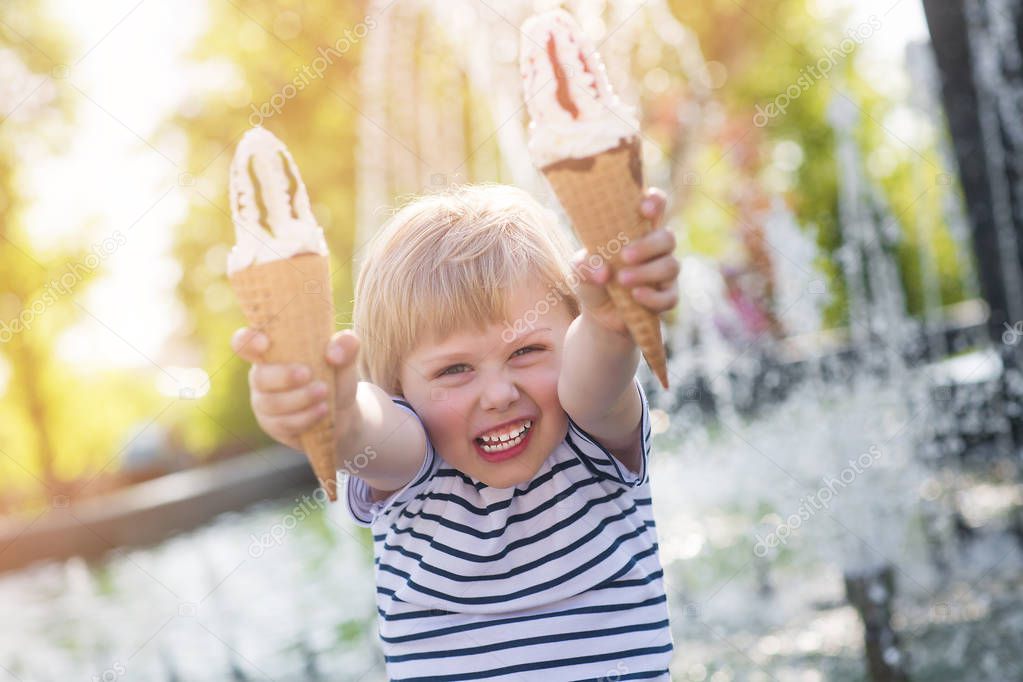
left=231, top=184, right=680, bottom=680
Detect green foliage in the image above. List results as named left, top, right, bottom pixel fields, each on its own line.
left=670, top=0, right=844, bottom=323
left=0, top=0, right=979, bottom=505
left=669, top=0, right=969, bottom=327
left=0, top=5, right=87, bottom=500
left=164, top=0, right=371, bottom=461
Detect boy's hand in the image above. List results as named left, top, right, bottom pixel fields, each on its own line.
left=230, top=327, right=361, bottom=451
left=570, top=187, right=680, bottom=337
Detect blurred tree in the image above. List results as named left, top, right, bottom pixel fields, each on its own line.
left=0, top=4, right=80, bottom=503
left=0, top=0, right=976, bottom=514
left=163, top=0, right=974, bottom=465
left=669, top=0, right=969, bottom=327
left=164, top=0, right=372, bottom=457
left=670, top=0, right=844, bottom=325
left=0, top=4, right=173, bottom=509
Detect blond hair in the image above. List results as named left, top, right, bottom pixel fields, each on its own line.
left=353, top=184, right=581, bottom=395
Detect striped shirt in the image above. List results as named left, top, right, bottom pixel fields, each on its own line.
left=345, top=377, right=673, bottom=681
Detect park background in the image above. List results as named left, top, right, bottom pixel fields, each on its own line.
left=3, top=0, right=1022, bottom=680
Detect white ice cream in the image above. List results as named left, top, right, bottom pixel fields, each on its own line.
left=226, top=127, right=328, bottom=275
left=520, top=10, right=640, bottom=168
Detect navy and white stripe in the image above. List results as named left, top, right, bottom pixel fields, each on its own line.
left=346, top=378, right=673, bottom=681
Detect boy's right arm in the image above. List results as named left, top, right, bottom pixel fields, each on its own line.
left=231, top=328, right=428, bottom=497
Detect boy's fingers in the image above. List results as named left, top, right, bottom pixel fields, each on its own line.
left=265, top=403, right=329, bottom=437
left=252, top=382, right=327, bottom=417
left=330, top=331, right=362, bottom=411
left=327, top=329, right=361, bottom=366
left=640, top=188, right=668, bottom=229
left=250, top=363, right=311, bottom=392
left=617, top=254, right=681, bottom=287
left=231, top=327, right=269, bottom=363
left=632, top=280, right=679, bottom=312
left=570, top=248, right=609, bottom=284
left=621, top=227, right=677, bottom=265
left=569, top=248, right=588, bottom=274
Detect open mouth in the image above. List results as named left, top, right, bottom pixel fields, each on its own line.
left=473, top=419, right=534, bottom=462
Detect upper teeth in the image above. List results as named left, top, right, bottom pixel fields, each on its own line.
left=479, top=420, right=531, bottom=443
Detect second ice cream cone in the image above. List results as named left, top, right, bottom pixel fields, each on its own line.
left=230, top=252, right=339, bottom=500
left=543, top=137, right=669, bottom=389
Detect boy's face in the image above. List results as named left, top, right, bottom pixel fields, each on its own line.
left=400, top=282, right=574, bottom=488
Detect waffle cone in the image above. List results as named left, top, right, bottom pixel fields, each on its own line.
left=542, top=137, right=669, bottom=389
left=229, top=252, right=338, bottom=501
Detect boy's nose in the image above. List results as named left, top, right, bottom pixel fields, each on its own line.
left=479, top=374, right=520, bottom=411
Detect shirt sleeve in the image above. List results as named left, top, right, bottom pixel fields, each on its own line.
left=564, top=376, right=653, bottom=487
left=344, top=398, right=439, bottom=528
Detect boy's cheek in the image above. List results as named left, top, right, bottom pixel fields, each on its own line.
left=421, top=398, right=474, bottom=444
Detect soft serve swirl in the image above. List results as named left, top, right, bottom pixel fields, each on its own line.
left=227, top=127, right=328, bottom=275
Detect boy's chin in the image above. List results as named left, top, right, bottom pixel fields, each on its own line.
left=471, top=454, right=546, bottom=489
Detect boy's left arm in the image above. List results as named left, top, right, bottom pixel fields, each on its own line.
left=557, top=188, right=679, bottom=473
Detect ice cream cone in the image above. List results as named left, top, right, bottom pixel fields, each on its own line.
left=229, top=252, right=338, bottom=500
left=542, top=137, right=669, bottom=389
left=521, top=10, right=671, bottom=388
left=227, top=127, right=338, bottom=501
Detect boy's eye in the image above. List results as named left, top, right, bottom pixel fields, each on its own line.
left=436, top=346, right=544, bottom=378
left=512, top=345, right=544, bottom=358
left=439, top=363, right=470, bottom=377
